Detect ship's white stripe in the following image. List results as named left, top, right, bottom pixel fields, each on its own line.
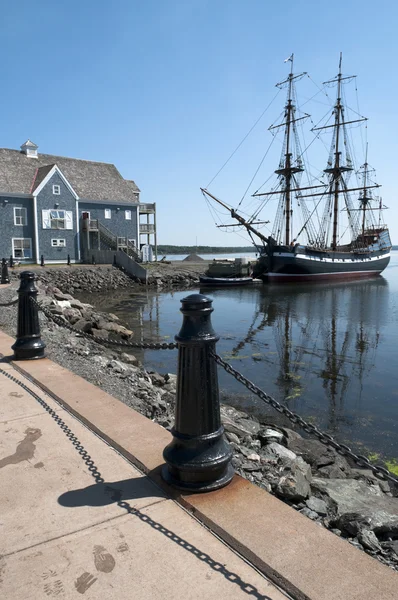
left=268, top=270, right=381, bottom=277
left=274, top=252, right=390, bottom=263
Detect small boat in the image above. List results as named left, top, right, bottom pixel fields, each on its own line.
left=199, top=275, right=253, bottom=286
left=201, top=54, right=391, bottom=282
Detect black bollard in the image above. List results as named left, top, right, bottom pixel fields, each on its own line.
left=113, top=254, right=117, bottom=267
left=40, top=254, right=44, bottom=267
left=67, top=254, right=71, bottom=266
left=12, top=272, right=46, bottom=360
left=1, top=258, right=10, bottom=284
left=91, top=255, right=95, bottom=265
left=9, top=255, right=14, bottom=268
left=162, top=294, right=234, bottom=492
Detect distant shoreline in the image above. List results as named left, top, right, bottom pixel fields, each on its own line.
left=158, top=245, right=397, bottom=255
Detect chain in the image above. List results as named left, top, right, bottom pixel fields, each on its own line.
left=0, top=366, right=273, bottom=599
left=212, top=351, right=398, bottom=485
left=0, top=298, right=18, bottom=307
left=30, top=296, right=177, bottom=350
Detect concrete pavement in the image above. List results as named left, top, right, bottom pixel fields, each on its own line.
left=0, top=360, right=289, bottom=600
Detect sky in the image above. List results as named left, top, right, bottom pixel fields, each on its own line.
left=1, top=0, right=397, bottom=246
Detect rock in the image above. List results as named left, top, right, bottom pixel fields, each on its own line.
left=92, top=329, right=109, bottom=340
left=300, top=507, right=319, bottom=520
left=101, top=322, right=131, bottom=335
left=305, top=496, right=328, bottom=516
left=92, top=356, right=109, bottom=368
left=357, top=529, right=382, bottom=552
left=241, top=462, right=261, bottom=472
left=165, top=373, right=178, bottom=386
left=149, top=372, right=166, bottom=386
left=73, top=319, right=93, bottom=333
left=225, top=432, right=241, bottom=445
left=262, top=442, right=297, bottom=463
left=55, top=300, right=71, bottom=309
left=317, top=463, right=348, bottom=479
left=54, top=291, right=74, bottom=301
left=120, top=353, right=139, bottom=366
left=235, top=418, right=261, bottom=437
left=276, top=457, right=312, bottom=501
left=258, top=427, right=286, bottom=446
left=70, top=299, right=87, bottom=310
left=63, top=308, right=83, bottom=324
left=222, top=416, right=258, bottom=439
left=312, top=478, right=398, bottom=534
left=247, top=453, right=261, bottom=462
left=49, top=305, right=64, bottom=316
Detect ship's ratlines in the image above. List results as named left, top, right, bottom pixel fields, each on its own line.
left=201, top=54, right=391, bottom=282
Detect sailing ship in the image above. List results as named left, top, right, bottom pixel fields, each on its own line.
left=201, top=55, right=392, bottom=281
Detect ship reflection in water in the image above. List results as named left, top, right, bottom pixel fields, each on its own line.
left=204, top=278, right=391, bottom=449
left=77, top=268, right=398, bottom=458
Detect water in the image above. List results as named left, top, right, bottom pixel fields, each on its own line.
left=79, top=251, right=398, bottom=461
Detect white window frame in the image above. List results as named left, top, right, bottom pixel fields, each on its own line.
left=125, top=210, right=132, bottom=220
left=42, top=209, right=73, bottom=230
left=12, top=238, right=32, bottom=259
left=14, top=207, right=27, bottom=226
left=51, top=239, right=66, bottom=247
left=53, top=185, right=61, bottom=195
left=104, top=209, right=111, bottom=219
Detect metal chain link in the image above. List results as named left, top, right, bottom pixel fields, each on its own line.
left=30, top=296, right=177, bottom=350
left=0, top=298, right=18, bottom=307
left=0, top=366, right=273, bottom=599
left=212, top=351, right=398, bottom=485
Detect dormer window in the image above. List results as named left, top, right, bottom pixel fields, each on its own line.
left=53, top=185, right=61, bottom=195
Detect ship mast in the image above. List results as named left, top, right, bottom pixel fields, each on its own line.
left=282, top=58, right=294, bottom=245
left=331, top=55, right=343, bottom=250
left=361, top=143, right=369, bottom=240
left=273, top=55, right=305, bottom=245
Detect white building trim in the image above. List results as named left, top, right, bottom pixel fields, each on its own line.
left=33, top=196, right=40, bottom=263
left=33, top=165, right=79, bottom=199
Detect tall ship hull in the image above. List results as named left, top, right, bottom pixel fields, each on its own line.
left=202, top=54, right=392, bottom=282
left=265, top=246, right=390, bottom=281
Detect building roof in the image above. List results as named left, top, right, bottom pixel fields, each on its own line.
left=0, top=147, right=140, bottom=204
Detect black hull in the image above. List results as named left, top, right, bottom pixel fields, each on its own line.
left=262, top=247, right=390, bottom=282
left=199, top=276, right=253, bottom=286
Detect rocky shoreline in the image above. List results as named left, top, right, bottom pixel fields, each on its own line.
left=7, top=263, right=204, bottom=292
left=0, top=267, right=397, bottom=571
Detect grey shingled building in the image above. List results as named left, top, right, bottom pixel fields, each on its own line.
left=0, top=140, right=156, bottom=263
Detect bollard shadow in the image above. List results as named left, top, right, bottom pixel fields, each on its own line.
left=58, top=475, right=165, bottom=507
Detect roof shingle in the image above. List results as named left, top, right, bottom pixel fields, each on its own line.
left=0, top=148, right=139, bottom=204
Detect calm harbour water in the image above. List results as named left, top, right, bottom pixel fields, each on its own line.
left=81, top=251, right=398, bottom=461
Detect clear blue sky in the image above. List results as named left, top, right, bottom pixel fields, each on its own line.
left=1, top=0, right=396, bottom=245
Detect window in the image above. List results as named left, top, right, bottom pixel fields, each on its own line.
left=53, top=185, right=61, bottom=195
left=42, top=209, right=73, bottom=230
left=14, top=207, right=27, bottom=226
left=105, top=209, right=111, bottom=219
left=51, top=239, right=66, bottom=247
left=125, top=210, right=132, bottom=220
left=12, top=238, right=32, bottom=259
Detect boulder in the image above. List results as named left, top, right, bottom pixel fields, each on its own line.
left=276, top=457, right=312, bottom=501
left=262, top=442, right=297, bottom=463
left=305, top=496, right=328, bottom=516
left=73, top=319, right=93, bottom=333
left=312, top=478, right=398, bottom=534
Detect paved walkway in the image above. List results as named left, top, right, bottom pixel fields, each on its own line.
left=0, top=360, right=290, bottom=600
